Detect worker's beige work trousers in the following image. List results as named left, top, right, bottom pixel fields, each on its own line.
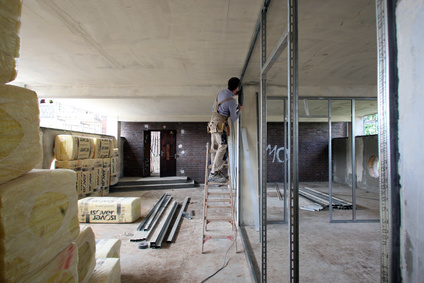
left=210, top=131, right=228, bottom=173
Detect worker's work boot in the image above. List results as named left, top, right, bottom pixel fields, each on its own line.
left=217, top=170, right=228, bottom=180
left=208, top=171, right=227, bottom=183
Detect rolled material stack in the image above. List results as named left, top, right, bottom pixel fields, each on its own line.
left=54, top=135, right=117, bottom=197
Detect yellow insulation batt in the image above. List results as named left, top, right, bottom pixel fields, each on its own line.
left=92, top=159, right=103, bottom=196
left=102, top=158, right=111, bottom=196
left=93, top=138, right=112, bottom=159
left=21, top=243, right=78, bottom=283
left=0, top=85, right=42, bottom=185
left=76, top=226, right=96, bottom=283
left=0, top=0, right=22, bottom=84
left=81, top=159, right=95, bottom=196
left=0, top=169, right=80, bottom=282
left=55, top=160, right=82, bottom=195
left=110, top=149, right=119, bottom=186
left=54, top=135, right=95, bottom=161
left=95, top=239, right=121, bottom=259
left=89, top=258, right=121, bottom=283
left=78, top=197, right=141, bottom=223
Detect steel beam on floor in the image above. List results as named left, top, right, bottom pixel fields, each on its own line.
left=167, top=196, right=189, bottom=243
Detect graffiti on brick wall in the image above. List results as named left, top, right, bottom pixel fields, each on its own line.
left=267, top=144, right=288, bottom=163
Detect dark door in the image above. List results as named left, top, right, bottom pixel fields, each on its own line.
left=143, top=131, right=151, bottom=177
left=160, top=130, right=176, bottom=177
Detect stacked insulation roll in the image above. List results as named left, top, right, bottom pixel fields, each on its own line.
left=92, top=159, right=104, bottom=196
left=102, top=158, right=111, bottom=196
left=75, top=226, right=97, bottom=283
left=89, top=258, right=121, bottom=283
left=110, top=148, right=120, bottom=186
left=0, top=0, right=21, bottom=84
left=54, top=135, right=117, bottom=197
left=54, top=135, right=95, bottom=161
left=0, top=169, right=80, bottom=282
left=78, top=197, right=141, bottom=223
left=95, top=239, right=121, bottom=259
left=93, top=138, right=112, bottom=159
left=55, top=160, right=82, bottom=195
left=22, top=243, right=79, bottom=282
left=0, top=85, right=42, bottom=185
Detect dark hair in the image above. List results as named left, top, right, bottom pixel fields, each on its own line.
left=228, top=77, right=240, bottom=91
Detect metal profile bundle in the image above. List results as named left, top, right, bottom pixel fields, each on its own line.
left=130, top=193, right=173, bottom=242
left=299, top=187, right=352, bottom=210
left=167, top=196, right=190, bottom=243
left=150, top=200, right=178, bottom=248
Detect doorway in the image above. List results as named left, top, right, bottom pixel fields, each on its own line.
left=145, top=130, right=177, bottom=178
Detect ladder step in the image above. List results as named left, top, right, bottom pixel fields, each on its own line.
left=203, top=234, right=234, bottom=241
left=206, top=219, right=233, bottom=222
left=207, top=181, right=229, bottom=185
left=206, top=198, right=231, bottom=202
left=207, top=192, right=231, bottom=196
left=207, top=205, right=232, bottom=209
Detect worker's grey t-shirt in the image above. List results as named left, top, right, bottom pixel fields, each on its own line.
left=212, top=88, right=240, bottom=123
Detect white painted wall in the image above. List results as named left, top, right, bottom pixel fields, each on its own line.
left=397, top=0, right=424, bottom=281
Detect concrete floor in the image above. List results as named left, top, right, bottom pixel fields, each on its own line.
left=84, top=182, right=380, bottom=283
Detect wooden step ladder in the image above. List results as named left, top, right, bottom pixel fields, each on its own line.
left=201, top=142, right=236, bottom=254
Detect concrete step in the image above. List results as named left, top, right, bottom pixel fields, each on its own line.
left=110, top=176, right=197, bottom=192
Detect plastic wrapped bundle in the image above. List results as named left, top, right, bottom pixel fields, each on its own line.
left=0, top=0, right=22, bottom=84
left=78, top=197, right=141, bottom=223
left=0, top=169, right=80, bottom=282
left=55, top=160, right=82, bottom=195
left=54, top=135, right=94, bottom=161
left=95, top=239, right=121, bottom=259
left=93, top=138, right=112, bottom=159
left=75, top=226, right=96, bottom=283
left=22, top=243, right=78, bottom=283
left=89, top=258, right=121, bottom=283
left=0, top=85, right=42, bottom=185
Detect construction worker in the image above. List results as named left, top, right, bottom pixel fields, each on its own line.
left=207, top=77, right=243, bottom=183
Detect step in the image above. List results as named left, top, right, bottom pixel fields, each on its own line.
left=207, top=205, right=232, bottom=209
left=206, top=198, right=232, bottom=202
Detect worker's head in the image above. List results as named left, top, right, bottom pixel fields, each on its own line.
left=228, top=77, right=240, bottom=92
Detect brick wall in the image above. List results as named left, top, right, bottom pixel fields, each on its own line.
left=267, top=122, right=347, bottom=182
left=121, top=121, right=347, bottom=183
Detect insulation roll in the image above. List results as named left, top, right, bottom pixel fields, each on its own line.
left=0, top=0, right=22, bottom=84
left=110, top=149, right=119, bottom=186
left=0, top=85, right=42, bottom=185
left=88, top=258, right=121, bottom=283
left=78, top=197, right=141, bottom=223
left=81, top=159, right=95, bottom=196
left=76, top=226, right=96, bottom=283
left=54, top=135, right=94, bottom=161
left=92, top=159, right=103, bottom=196
left=55, top=160, right=82, bottom=195
left=95, top=239, right=121, bottom=259
left=93, top=138, right=112, bottom=159
left=21, top=243, right=78, bottom=283
left=102, top=158, right=111, bottom=196
left=0, top=169, right=80, bottom=282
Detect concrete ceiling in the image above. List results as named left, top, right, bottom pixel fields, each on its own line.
left=11, top=0, right=377, bottom=122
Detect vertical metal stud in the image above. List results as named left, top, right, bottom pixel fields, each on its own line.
left=328, top=100, right=333, bottom=222
left=288, top=0, right=299, bottom=282
left=259, top=6, right=268, bottom=283
left=376, top=0, right=400, bottom=281
left=351, top=99, right=356, bottom=221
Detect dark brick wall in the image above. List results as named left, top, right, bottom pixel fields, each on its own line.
left=121, top=121, right=347, bottom=183
left=267, top=122, right=347, bottom=182
left=121, top=122, right=210, bottom=183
